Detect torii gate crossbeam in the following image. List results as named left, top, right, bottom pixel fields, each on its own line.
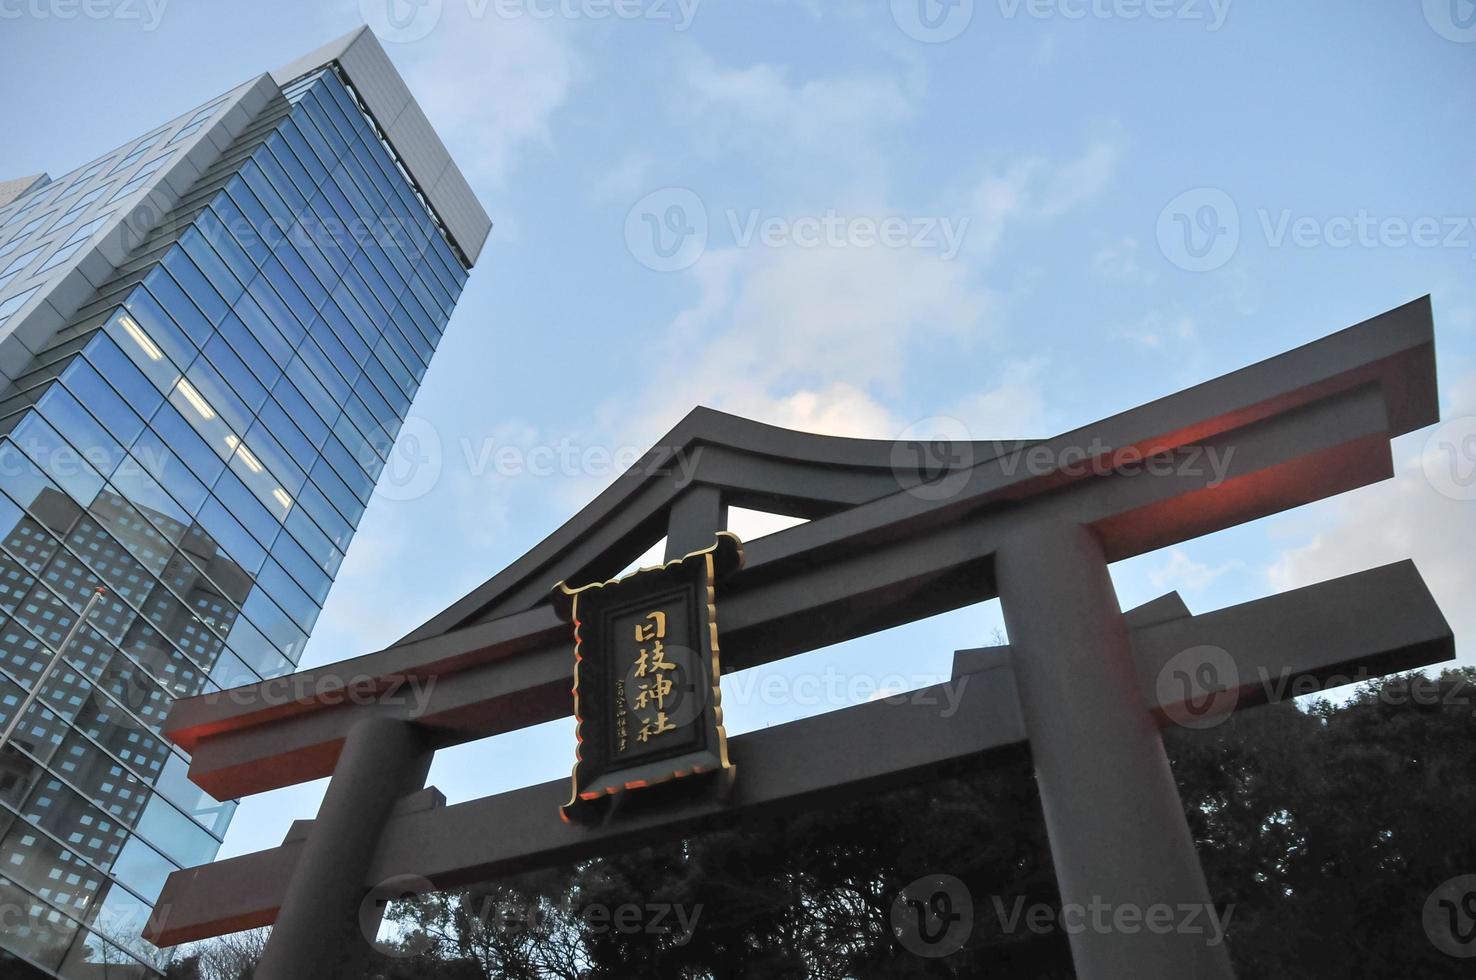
left=143, top=297, right=1453, bottom=980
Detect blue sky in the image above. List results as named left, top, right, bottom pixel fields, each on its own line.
left=2, top=0, right=1474, bottom=863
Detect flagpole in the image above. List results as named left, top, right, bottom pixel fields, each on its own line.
left=0, top=586, right=107, bottom=754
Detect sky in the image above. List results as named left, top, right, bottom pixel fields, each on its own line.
left=1, top=0, right=1474, bottom=864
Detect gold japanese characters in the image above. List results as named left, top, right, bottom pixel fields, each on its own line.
left=552, top=533, right=743, bottom=823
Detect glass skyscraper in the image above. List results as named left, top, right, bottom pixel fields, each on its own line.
left=0, top=29, right=489, bottom=978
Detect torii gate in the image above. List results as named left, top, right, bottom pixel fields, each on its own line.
left=145, top=297, right=1454, bottom=979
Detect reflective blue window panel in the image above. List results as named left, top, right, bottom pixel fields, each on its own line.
left=0, top=65, right=472, bottom=978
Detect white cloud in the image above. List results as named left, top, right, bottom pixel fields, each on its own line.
left=685, top=56, right=912, bottom=141
left=966, top=137, right=1124, bottom=258
left=944, top=358, right=1050, bottom=438
left=1033, top=35, right=1061, bottom=68
left=1268, top=373, right=1476, bottom=668
left=770, top=0, right=826, bottom=20
left=1149, top=547, right=1244, bottom=593
left=1436, top=285, right=1475, bottom=334
left=601, top=135, right=1123, bottom=453
left=1040, top=140, right=1122, bottom=214
left=679, top=52, right=915, bottom=178
left=295, top=511, right=419, bottom=668
left=373, top=6, right=578, bottom=185
left=1120, top=312, right=1198, bottom=351
left=1450, top=303, right=1475, bottom=333
left=587, top=150, right=655, bottom=203
left=1091, top=236, right=1155, bottom=284
left=613, top=240, right=991, bottom=447
left=756, top=382, right=903, bottom=438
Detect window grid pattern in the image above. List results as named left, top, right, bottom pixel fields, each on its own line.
left=0, top=68, right=468, bottom=979
left=0, top=91, right=241, bottom=340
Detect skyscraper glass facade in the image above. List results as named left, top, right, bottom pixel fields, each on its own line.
left=0, top=45, right=479, bottom=979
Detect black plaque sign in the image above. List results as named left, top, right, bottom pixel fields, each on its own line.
left=552, top=532, right=743, bottom=822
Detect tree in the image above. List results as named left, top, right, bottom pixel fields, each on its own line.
left=167, top=927, right=269, bottom=980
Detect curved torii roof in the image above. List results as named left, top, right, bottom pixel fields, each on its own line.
left=399, top=406, right=1038, bottom=640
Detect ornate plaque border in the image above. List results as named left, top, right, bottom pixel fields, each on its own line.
left=552, top=532, right=743, bottom=822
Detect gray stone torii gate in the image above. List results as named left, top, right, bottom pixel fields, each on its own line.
left=144, top=297, right=1454, bottom=979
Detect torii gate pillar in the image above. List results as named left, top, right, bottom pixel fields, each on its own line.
left=997, top=520, right=1235, bottom=979
left=253, top=717, right=432, bottom=980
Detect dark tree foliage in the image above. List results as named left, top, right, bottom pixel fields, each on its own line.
left=1174, top=668, right=1476, bottom=979
left=173, top=669, right=1476, bottom=979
